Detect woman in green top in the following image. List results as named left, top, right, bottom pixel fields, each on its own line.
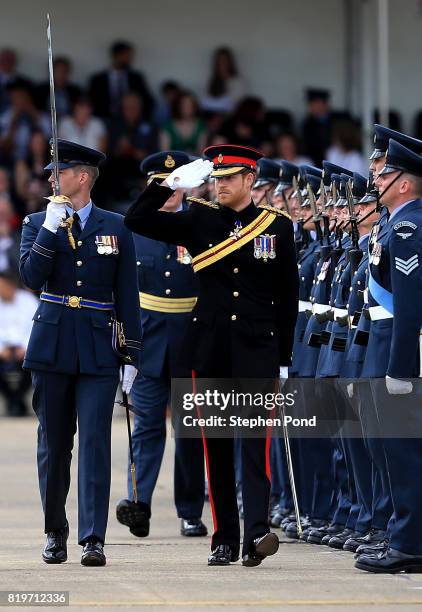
left=160, top=91, right=207, bottom=155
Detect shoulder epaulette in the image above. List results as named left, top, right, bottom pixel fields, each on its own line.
left=186, top=196, right=219, bottom=210
left=258, top=203, right=291, bottom=220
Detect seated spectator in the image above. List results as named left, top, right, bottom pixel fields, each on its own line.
left=0, top=196, right=21, bottom=275
left=14, top=130, right=50, bottom=209
left=0, top=48, right=32, bottom=115
left=302, top=88, right=332, bottom=167
left=201, top=46, right=245, bottom=115
left=0, top=80, right=50, bottom=167
left=326, top=118, right=367, bottom=176
left=0, top=166, right=24, bottom=221
left=36, top=56, right=81, bottom=118
left=0, top=270, right=37, bottom=417
left=273, top=131, right=314, bottom=165
left=59, top=97, right=107, bottom=151
left=89, top=40, right=154, bottom=119
left=160, top=91, right=207, bottom=154
left=220, top=96, right=271, bottom=152
left=153, top=80, right=181, bottom=127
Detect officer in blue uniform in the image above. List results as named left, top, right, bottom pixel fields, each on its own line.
left=116, top=151, right=207, bottom=538
left=356, top=140, right=422, bottom=573
left=20, top=139, right=141, bottom=567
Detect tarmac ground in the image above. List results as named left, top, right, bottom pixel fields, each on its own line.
left=1, top=416, right=422, bottom=611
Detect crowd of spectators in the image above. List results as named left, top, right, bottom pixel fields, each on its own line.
left=0, top=40, right=406, bottom=415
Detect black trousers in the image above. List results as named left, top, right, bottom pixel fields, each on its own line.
left=193, top=370, right=271, bottom=557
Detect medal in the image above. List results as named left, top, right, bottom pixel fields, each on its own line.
left=229, top=220, right=242, bottom=240
left=105, top=236, right=113, bottom=255
left=371, top=243, right=382, bottom=266
left=111, top=235, right=119, bottom=254
left=317, top=260, right=331, bottom=281
left=253, top=234, right=276, bottom=261
left=177, top=245, right=192, bottom=265
left=95, top=236, right=106, bottom=254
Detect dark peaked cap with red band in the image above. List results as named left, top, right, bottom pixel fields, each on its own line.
left=204, top=144, right=263, bottom=177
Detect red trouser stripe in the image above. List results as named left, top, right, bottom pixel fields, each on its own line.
left=192, top=370, right=218, bottom=532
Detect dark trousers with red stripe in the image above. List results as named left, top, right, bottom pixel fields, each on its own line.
left=203, top=436, right=271, bottom=557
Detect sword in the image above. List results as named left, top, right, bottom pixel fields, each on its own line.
left=46, top=14, right=75, bottom=248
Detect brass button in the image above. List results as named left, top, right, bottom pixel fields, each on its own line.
left=76, top=260, right=82, bottom=267
left=209, top=243, right=213, bottom=247
left=233, top=291, right=239, bottom=297
left=233, top=267, right=239, bottom=274
left=349, top=287, right=353, bottom=292
left=77, top=280, right=82, bottom=287
left=37, top=314, right=41, bottom=319
left=301, top=276, right=305, bottom=281
left=166, top=254, right=171, bottom=260
left=165, top=271, right=171, bottom=277
left=165, top=289, right=171, bottom=295
left=193, top=317, right=197, bottom=322
left=108, top=322, right=112, bottom=327
left=346, top=303, right=349, bottom=308
left=77, top=240, right=82, bottom=247
left=231, top=315, right=237, bottom=321
left=137, top=261, right=141, bottom=266
left=270, top=331, right=274, bottom=336
left=357, top=280, right=361, bottom=285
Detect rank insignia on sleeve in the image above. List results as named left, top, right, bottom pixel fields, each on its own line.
left=395, top=254, right=419, bottom=275
left=253, top=234, right=276, bottom=261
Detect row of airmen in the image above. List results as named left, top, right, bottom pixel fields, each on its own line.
left=242, top=124, right=422, bottom=574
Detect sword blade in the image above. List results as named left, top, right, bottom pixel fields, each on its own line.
left=47, top=13, right=60, bottom=196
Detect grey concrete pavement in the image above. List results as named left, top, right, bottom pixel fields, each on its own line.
left=1, top=416, right=422, bottom=611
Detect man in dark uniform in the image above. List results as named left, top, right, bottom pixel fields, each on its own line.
left=20, top=139, right=141, bottom=567
left=125, top=145, right=299, bottom=567
left=116, top=151, right=206, bottom=538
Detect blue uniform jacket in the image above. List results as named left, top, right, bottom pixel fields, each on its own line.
left=134, top=229, right=198, bottom=378
left=361, top=199, right=422, bottom=378
left=316, top=241, right=352, bottom=377
left=290, top=239, right=319, bottom=376
left=299, top=235, right=349, bottom=377
left=20, top=205, right=141, bottom=375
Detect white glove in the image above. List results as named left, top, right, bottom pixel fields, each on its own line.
left=42, top=202, right=66, bottom=233
left=385, top=376, right=413, bottom=395
left=120, top=365, right=138, bottom=395
left=165, top=159, right=213, bottom=190
left=347, top=383, right=354, bottom=399
left=279, top=367, right=289, bottom=380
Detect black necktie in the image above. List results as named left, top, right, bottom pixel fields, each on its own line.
left=72, top=212, right=82, bottom=238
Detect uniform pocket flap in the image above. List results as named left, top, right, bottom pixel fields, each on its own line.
left=91, top=311, right=113, bottom=329
left=32, top=303, right=62, bottom=324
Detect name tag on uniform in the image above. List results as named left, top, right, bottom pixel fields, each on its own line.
left=95, top=235, right=119, bottom=255
left=253, top=234, right=276, bottom=261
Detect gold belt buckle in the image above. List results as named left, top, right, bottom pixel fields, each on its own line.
left=67, top=295, right=81, bottom=308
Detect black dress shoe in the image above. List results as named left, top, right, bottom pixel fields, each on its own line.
left=42, top=522, right=69, bottom=564
left=181, top=518, right=208, bottom=537
left=308, top=523, right=344, bottom=545
left=116, top=498, right=151, bottom=537
left=355, top=547, right=422, bottom=574
left=208, top=545, right=239, bottom=566
left=81, top=539, right=106, bottom=567
left=242, top=532, right=279, bottom=567
left=299, top=519, right=328, bottom=541
left=328, top=528, right=361, bottom=549
left=285, top=516, right=312, bottom=539
left=355, top=539, right=389, bottom=558
left=344, top=528, right=386, bottom=552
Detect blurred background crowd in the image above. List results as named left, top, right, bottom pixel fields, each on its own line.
left=0, top=37, right=417, bottom=416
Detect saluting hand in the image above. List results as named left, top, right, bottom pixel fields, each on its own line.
left=164, top=159, right=214, bottom=190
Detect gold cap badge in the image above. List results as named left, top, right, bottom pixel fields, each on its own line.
left=218, top=153, right=224, bottom=163
left=165, top=154, right=176, bottom=168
